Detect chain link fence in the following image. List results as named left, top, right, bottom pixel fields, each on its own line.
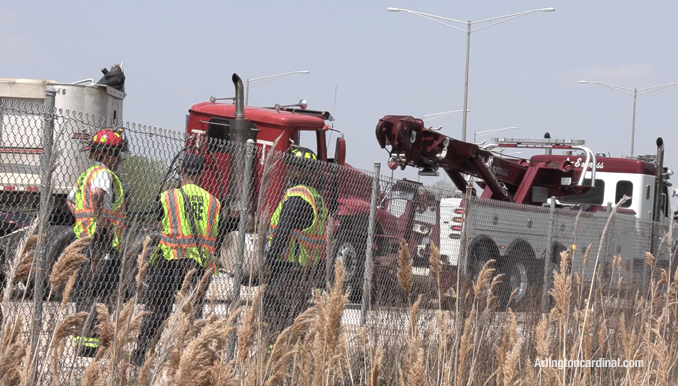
left=0, top=98, right=675, bottom=384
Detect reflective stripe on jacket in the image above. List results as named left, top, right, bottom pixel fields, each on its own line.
left=73, top=164, right=126, bottom=250
left=269, top=185, right=327, bottom=266
left=157, top=184, right=220, bottom=267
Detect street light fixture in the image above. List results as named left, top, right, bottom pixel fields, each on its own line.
left=579, top=80, right=678, bottom=156
left=245, top=70, right=310, bottom=105
left=387, top=7, right=554, bottom=143
left=421, top=109, right=469, bottom=121
left=473, top=126, right=518, bottom=144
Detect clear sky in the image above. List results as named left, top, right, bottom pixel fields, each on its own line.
left=2, top=0, right=678, bottom=186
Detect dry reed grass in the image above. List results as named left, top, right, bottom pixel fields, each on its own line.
left=1, top=203, right=678, bottom=385
left=48, top=236, right=90, bottom=292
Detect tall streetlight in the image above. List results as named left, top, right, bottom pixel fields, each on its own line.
left=245, top=70, right=310, bottom=105
left=579, top=80, right=678, bottom=156
left=473, top=126, right=518, bottom=144
left=387, top=7, right=554, bottom=143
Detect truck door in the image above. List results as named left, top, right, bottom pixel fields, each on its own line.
left=201, top=117, right=231, bottom=201
left=295, top=128, right=341, bottom=214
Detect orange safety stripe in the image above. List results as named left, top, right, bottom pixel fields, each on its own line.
left=205, top=195, right=216, bottom=237
left=286, top=186, right=317, bottom=214
left=289, top=231, right=324, bottom=265
left=290, top=229, right=324, bottom=246
left=172, top=189, right=184, bottom=236
left=160, top=235, right=215, bottom=248
left=159, top=242, right=215, bottom=256
left=160, top=186, right=219, bottom=263
left=75, top=166, right=106, bottom=238
left=159, top=240, right=197, bottom=248
left=165, top=189, right=183, bottom=235
left=163, top=191, right=174, bottom=237
left=83, top=166, right=107, bottom=210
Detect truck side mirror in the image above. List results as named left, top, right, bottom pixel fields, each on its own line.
left=335, top=137, right=346, bottom=165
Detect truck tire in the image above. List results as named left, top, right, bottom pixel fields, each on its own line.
left=19, top=225, right=75, bottom=301
left=466, top=236, right=501, bottom=298
left=0, top=227, right=34, bottom=292
left=543, top=243, right=568, bottom=308
left=119, top=229, right=160, bottom=301
left=333, top=222, right=369, bottom=303
left=498, top=239, right=539, bottom=311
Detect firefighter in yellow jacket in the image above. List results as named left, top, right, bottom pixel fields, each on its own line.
left=134, top=154, right=220, bottom=366
left=67, top=128, right=127, bottom=357
left=263, top=147, right=328, bottom=339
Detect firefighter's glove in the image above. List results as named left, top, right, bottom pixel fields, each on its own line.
left=148, top=251, right=160, bottom=266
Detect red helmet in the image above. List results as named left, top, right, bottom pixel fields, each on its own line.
left=82, top=129, right=126, bottom=152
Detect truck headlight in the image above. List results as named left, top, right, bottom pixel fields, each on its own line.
left=413, top=224, right=430, bottom=235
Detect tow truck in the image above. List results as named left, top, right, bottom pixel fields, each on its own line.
left=375, top=114, right=675, bottom=306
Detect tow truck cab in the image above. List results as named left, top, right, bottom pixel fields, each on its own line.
left=529, top=153, right=672, bottom=222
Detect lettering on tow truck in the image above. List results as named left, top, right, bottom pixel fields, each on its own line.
left=573, top=158, right=604, bottom=170
left=484, top=155, right=508, bottom=177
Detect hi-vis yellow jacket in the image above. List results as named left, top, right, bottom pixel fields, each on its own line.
left=269, top=185, right=327, bottom=266
left=157, top=184, right=220, bottom=268
left=73, top=164, right=125, bottom=250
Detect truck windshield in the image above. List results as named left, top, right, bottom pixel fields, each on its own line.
left=384, top=190, right=415, bottom=218
left=296, top=129, right=320, bottom=156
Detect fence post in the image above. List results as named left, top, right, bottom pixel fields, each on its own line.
left=360, top=162, right=380, bottom=325
left=226, top=138, right=255, bottom=361
left=604, top=202, right=613, bottom=288
left=29, top=86, right=56, bottom=384
left=644, top=222, right=655, bottom=296
left=452, top=185, right=474, bottom=381
left=541, top=197, right=556, bottom=313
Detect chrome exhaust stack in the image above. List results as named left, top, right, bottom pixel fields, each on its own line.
left=231, top=73, right=250, bottom=144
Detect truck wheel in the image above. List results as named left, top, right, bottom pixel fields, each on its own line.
left=21, top=225, right=75, bottom=301
left=499, top=240, right=539, bottom=311
left=466, top=236, right=501, bottom=298
left=119, top=230, right=160, bottom=301
left=549, top=243, right=569, bottom=281
left=0, top=249, right=6, bottom=292
left=543, top=243, right=568, bottom=308
left=333, top=225, right=368, bottom=303
left=0, top=228, right=34, bottom=294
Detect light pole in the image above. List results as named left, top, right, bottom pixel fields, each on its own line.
left=579, top=80, right=678, bottom=156
left=387, top=7, right=554, bottom=143
left=245, top=70, right=310, bottom=105
left=473, top=126, right=518, bottom=144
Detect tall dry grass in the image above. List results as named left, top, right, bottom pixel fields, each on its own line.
left=0, top=203, right=677, bottom=385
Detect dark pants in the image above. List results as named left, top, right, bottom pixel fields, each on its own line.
left=73, top=230, right=121, bottom=343
left=135, top=256, right=208, bottom=363
left=262, top=262, right=323, bottom=341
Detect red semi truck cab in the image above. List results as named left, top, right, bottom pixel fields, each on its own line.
left=186, top=102, right=348, bottom=214
left=184, top=78, right=405, bottom=303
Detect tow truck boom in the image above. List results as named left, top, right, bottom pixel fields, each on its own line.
left=375, top=115, right=596, bottom=205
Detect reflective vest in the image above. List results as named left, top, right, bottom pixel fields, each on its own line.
left=269, top=185, right=327, bottom=266
left=157, top=184, right=220, bottom=267
left=73, top=164, right=125, bottom=250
